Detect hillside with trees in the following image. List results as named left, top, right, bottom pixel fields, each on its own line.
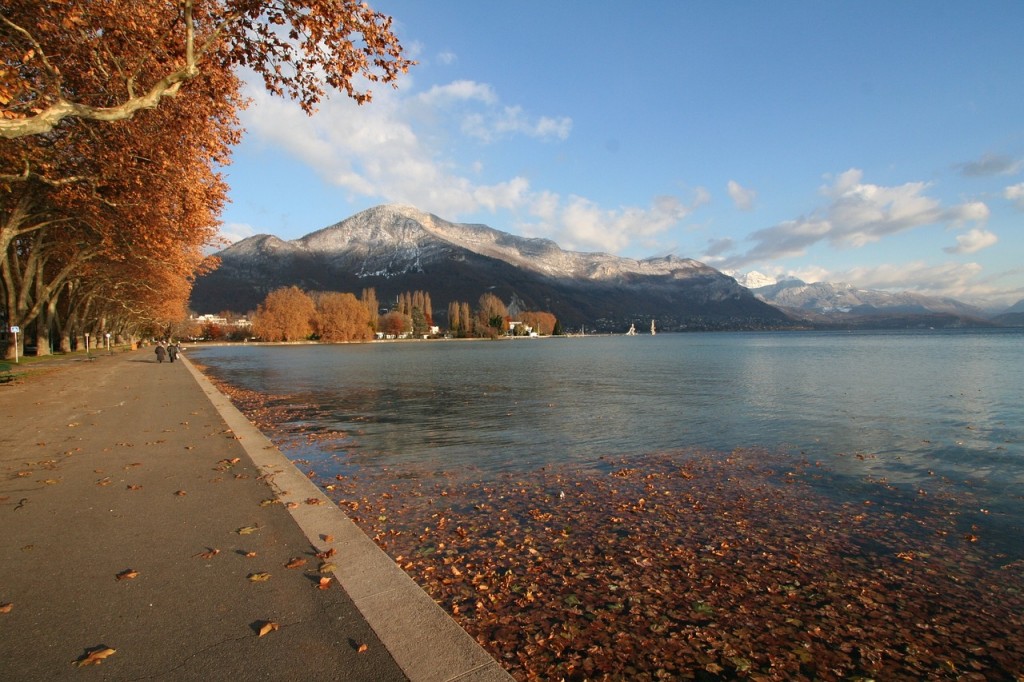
left=191, top=205, right=793, bottom=334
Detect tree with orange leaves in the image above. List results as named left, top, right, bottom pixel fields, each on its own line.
left=0, top=0, right=413, bottom=139
left=314, top=291, right=372, bottom=342
left=251, top=286, right=316, bottom=341
left=1, top=50, right=239, bottom=356
left=1, top=0, right=410, bottom=357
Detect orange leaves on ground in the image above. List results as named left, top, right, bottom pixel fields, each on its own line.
left=257, top=621, right=279, bottom=638
left=174, top=490, right=187, bottom=496
left=305, top=497, right=324, bottom=506
left=195, top=548, right=220, bottom=560
left=315, top=548, right=336, bottom=560
left=115, top=569, right=139, bottom=581
left=247, top=572, right=271, bottom=582
left=357, top=643, right=369, bottom=653
left=284, top=557, right=307, bottom=569
left=73, top=646, right=116, bottom=667
left=316, top=577, right=333, bottom=590
left=321, top=534, right=335, bottom=543
left=314, top=449, right=1024, bottom=681
left=236, top=525, right=259, bottom=535
left=0, top=602, right=12, bottom=613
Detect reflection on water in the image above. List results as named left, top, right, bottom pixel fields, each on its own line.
left=192, top=329, right=1023, bottom=530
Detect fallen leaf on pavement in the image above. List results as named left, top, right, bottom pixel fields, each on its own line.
left=73, top=647, right=116, bottom=666
left=317, top=577, right=333, bottom=590
left=195, top=548, right=220, bottom=560
left=248, top=572, right=272, bottom=582
left=236, top=525, right=259, bottom=535
left=285, top=557, right=307, bottom=569
left=174, top=490, right=187, bottom=496
left=257, top=621, right=279, bottom=638
left=357, top=643, right=369, bottom=653
left=0, top=602, right=12, bottom=613
left=115, top=569, right=139, bottom=581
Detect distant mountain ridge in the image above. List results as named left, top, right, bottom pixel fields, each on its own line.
left=191, top=205, right=790, bottom=332
left=746, top=276, right=997, bottom=327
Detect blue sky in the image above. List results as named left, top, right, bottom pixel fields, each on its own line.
left=220, top=2, right=1024, bottom=309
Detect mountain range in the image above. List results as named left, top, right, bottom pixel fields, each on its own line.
left=737, top=275, right=1005, bottom=328
left=190, top=205, right=1021, bottom=332
left=191, top=205, right=789, bottom=332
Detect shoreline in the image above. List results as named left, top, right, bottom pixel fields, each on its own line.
left=200, top=364, right=1024, bottom=680
left=0, top=350, right=510, bottom=681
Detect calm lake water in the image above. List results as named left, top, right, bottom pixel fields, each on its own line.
left=191, top=329, right=1023, bottom=548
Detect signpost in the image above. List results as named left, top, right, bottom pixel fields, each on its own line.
left=9, top=326, right=19, bottom=363
left=106, top=332, right=112, bottom=355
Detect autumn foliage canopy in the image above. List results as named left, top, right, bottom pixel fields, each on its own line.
left=0, top=0, right=411, bottom=358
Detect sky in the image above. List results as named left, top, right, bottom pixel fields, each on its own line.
left=219, top=2, right=1024, bottom=310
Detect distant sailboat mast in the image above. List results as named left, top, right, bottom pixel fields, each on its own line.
left=650, top=319, right=656, bottom=335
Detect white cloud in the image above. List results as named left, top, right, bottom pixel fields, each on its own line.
left=1005, top=182, right=1024, bottom=210
left=521, top=190, right=709, bottom=254
left=241, top=81, right=511, bottom=217
left=721, top=169, right=989, bottom=269
left=834, top=261, right=984, bottom=296
left=417, top=80, right=497, bottom=106
left=727, top=180, right=756, bottom=211
left=238, top=71, right=696, bottom=255
left=463, top=105, right=572, bottom=143
left=944, top=227, right=998, bottom=254
left=217, top=221, right=258, bottom=245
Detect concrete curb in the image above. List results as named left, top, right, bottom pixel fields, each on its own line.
left=182, top=357, right=512, bottom=682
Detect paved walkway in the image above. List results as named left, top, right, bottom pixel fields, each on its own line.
left=0, top=349, right=510, bottom=681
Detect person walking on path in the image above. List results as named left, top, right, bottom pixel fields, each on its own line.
left=154, top=342, right=167, bottom=363
left=167, top=342, right=179, bottom=363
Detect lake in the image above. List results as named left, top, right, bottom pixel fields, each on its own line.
left=191, top=329, right=1022, bottom=548
left=190, top=329, right=1024, bottom=678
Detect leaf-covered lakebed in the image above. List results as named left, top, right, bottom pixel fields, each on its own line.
left=213, top=376, right=1024, bottom=681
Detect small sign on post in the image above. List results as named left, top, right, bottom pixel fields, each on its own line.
left=9, top=326, right=19, bottom=363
